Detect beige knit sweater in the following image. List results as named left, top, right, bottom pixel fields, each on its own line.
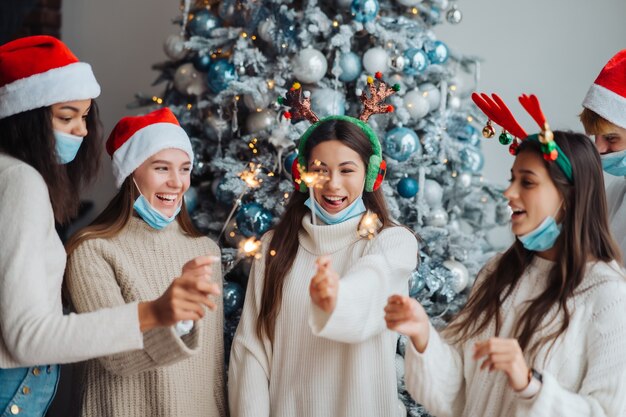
left=66, top=216, right=226, bottom=417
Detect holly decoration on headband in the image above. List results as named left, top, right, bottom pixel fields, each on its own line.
left=471, top=92, right=573, bottom=182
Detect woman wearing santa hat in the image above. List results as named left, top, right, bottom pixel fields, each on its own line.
left=0, top=36, right=220, bottom=416
left=64, top=108, right=226, bottom=417
left=581, top=49, right=626, bottom=262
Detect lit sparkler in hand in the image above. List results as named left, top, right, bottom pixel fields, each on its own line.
left=294, top=160, right=328, bottom=225
left=218, top=162, right=262, bottom=240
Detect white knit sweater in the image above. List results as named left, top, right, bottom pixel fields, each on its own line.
left=228, top=214, right=418, bottom=417
left=405, top=255, right=626, bottom=417
left=0, top=153, right=142, bottom=368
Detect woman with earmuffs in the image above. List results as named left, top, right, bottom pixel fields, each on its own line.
left=228, top=79, right=419, bottom=417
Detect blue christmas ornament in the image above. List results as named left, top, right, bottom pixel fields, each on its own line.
left=192, top=53, right=212, bottom=72
left=456, top=124, right=481, bottom=147
left=426, top=41, right=449, bottom=65
left=409, top=271, right=426, bottom=297
left=184, top=186, right=198, bottom=213
left=207, top=59, right=237, bottom=93
left=223, top=281, right=244, bottom=316
left=397, top=177, right=419, bottom=198
left=403, top=48, right=429, bottom=75
left=384, top=127, right=421, bottom=162
left=459, top=146, right=484, bottom=173
left=338, top=52, right=362, bottom=82
left=188, top=9, right=221, bottom=38
left=236, top=202, right=273, bottom=237
left=351, top=0, right=379, bottom=23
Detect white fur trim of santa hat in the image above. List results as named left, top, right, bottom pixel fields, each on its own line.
left=110, top=122, right=194, bottom=189
left=582, top=49, right=626, bottom=129
left=0, top=62, right=100, bottom=119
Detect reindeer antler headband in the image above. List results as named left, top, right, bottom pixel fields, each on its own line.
left=279, top=72, right=399, bottom=192
left=471, top=93, right=573, bottom=183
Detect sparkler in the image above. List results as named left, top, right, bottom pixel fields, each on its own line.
left=218, top=162, right=262, bottom=240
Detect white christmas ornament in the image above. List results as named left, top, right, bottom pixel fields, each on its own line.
left=423, top=179, right=443, bottom=207
left=292, top=48, right=328, bottom=84
left=425, top=206, right=449, bottom=227
left=443, top=259, right=469, bottom=293
left=362, top=47, right=390, bottom=74
left=448, top=95, right=461, bottom=110
left=419, top=83, right=441, bottom=112
left=403, top=89, right=429, bottom=120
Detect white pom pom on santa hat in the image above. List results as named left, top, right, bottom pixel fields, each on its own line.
left=582, top=49, right=626, bottom=130
left=0, top=35, right=100, bottom=119
left=106, top=108, right=194, bottom=189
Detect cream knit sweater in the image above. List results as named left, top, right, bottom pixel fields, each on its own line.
left=405, top=256, right=626, bottom=417
left=0, top=153, right=142, bottom=368
left=66, top=216, right=226, bottom=417
left=229, top=214, right=419, bottom=417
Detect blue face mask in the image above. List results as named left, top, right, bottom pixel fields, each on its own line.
left=600, top=148, right=626, bottom=177
left=304, top=196, right=366, bottom=225
left=518, top=215, right=562, bottom=252
left=133, top=180, right=181, bottom=230
left=54, top=130, right=84, bottom=164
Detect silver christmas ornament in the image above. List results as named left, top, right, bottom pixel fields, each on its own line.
left=446, top=5, right=463, bottom=24
left=163, top=34, right=187, bottom=60
left=246, top=109, right=276, bottom=133
left=423, top=179, right=444, bottom=207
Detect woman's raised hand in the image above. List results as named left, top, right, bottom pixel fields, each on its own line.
left=384, top=295, right=430, bottom=353
left=138, top=255, right=222, bottom=332
left=309, top=256, right=339, bottom=314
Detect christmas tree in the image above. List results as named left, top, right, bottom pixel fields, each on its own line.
left=137, top=0, right=510, bottom=415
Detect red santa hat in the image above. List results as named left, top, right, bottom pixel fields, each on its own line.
left=0, top=35, right=100, bottom=119
left=106, top=108, right=195, bottom=189
left=582, top=50, right=626, bottom=129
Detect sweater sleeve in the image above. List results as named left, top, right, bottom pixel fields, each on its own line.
left=0, top=164, right=143, bottom=366
left=514, top=281, right=626, bottom=417
left=228, top=247, right=271, bottom=417
left=404, top=323, right=466, bottom=417
left=309, top=227, right=418, bottom=343
left=66, top=239, right=202, bottom=377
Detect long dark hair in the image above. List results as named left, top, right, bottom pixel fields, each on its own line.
left=0, top=102, right=103, bottom=224
left=446, top=131, right=622, bottom=360
left=257, top=119, right=396, bottom=343
left=66, top=176, right=202, bottom=256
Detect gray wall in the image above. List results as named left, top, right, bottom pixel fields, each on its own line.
left=61, top=0, right=626, bottom=222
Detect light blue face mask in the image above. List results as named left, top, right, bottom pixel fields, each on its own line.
left=518, top=215, right=562, bottom=252
left=304, top=196, right=366, bottom=225
left=600, top=148, right=626, bottom=177
left=54, top=130, right=84, bottom=164
left=133, top=179, right=181, bottom=230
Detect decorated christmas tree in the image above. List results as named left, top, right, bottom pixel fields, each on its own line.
left=136, top=0, right=510, bottom=415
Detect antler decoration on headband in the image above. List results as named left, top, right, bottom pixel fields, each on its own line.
left=358, top=72, right=399, bottom=122
left=518, top=94, right=556, bottom=160
left=281, top=82, right=320, bottom=124
left=472, top=92, right=574, bottom=182
left=471, top=93, right=528, bottom=140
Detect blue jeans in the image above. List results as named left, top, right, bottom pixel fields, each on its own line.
left=0, top=365, right=60, bottom=417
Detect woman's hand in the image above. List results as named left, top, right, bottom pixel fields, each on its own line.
left=309, top=256, right=339, bottom=314
left=473, top=338, right=530, bottom=391
left=384, top=295, right=430, bottom=353
left=138, top=255, right=222, bottom=332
